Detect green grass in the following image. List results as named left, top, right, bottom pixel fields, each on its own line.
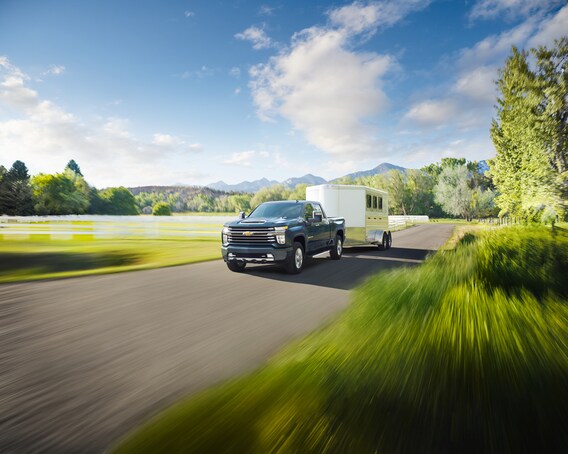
left=113, top=225, right=568, bottom=454
left=0, top=237, right=221, bottom=283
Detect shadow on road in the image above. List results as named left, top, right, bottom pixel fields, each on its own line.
left=245, top=246, right=436, bottom=291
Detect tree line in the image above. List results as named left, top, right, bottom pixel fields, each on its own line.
left=0, top=160, right=138, bottom=216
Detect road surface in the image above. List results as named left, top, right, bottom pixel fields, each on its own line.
left=0, top=223, right=454, bottom=453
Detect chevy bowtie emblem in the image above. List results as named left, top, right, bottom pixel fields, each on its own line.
left=243, top=231, right=253, bottom=236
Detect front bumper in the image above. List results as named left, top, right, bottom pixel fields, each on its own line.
left=222, top=244, right=292, bottom=264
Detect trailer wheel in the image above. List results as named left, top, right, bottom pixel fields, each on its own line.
left=227, top=261, right=246, bottom=272
left=330, top=234, right=343, bottom=260
left=285, top=242, right=305, bottom=274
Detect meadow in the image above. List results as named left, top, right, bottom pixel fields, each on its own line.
left=114, top=225, right=568, bottom=453
left=0, top=215, right=232, bottom=283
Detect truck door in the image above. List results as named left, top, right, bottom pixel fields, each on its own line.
left=312, top=203, right=331, bottom=247
left=304, top=203, right=322, bottom=252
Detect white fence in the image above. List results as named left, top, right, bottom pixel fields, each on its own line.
left=0, top=215, right=236, bottom=240
left=388, top=215, right=429, bottom=229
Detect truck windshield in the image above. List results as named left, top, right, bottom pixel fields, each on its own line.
left=248, top=202, right=302, bottom=219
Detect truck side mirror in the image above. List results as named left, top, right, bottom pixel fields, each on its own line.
left=312, top=213, right=322, bottom=222
left=239, top=211, right=246, bottom=219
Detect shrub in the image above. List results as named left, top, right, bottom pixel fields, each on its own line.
left=152, top=202, right=172, bottom=216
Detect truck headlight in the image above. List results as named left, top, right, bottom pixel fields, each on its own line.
left=222, top=227, right=229, bottom=245
left=275, top=226, right=288, bottom=245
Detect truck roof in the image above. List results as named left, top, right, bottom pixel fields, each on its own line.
left=307, top=184, right=388, bottom=196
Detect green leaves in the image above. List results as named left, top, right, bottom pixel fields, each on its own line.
left=490, top=38, right=568, bottom=222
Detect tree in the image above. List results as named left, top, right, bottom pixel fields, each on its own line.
left=152, top=201, right=172, bottom=216
left=98, top=187, right=139, bottom=215
left=434, top=165, right=474, bottom=219
left=490, top=38, right=568, bottom=221
left=288, top=183, right=308, bottom=201
left=65, top=159, right=83, bottom=177
left=0, top=161, right=34, bottom=215
left=32, top=173, right=89, bottom=215
left=250, top=184, right=290, bottom=208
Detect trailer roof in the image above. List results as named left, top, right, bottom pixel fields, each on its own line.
left=307, top=184, right=388, bottom=195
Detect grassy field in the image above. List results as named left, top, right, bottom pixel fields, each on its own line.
left=113, top=225, right=568, bottom=454
left=0, top=237, right=221, bottom=283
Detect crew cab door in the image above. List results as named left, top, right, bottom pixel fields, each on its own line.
left=304, top=203, right=329, bottom=252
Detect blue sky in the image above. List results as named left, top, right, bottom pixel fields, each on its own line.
left=1, top=0, right=567, bottom=187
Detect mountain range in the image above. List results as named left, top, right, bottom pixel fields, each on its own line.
left=206, top=163, right=408, bottom=193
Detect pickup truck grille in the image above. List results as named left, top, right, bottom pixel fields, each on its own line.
left=227, top=227, right=275, bottom=244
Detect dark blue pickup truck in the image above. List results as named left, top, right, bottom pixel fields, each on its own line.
left=221, top=200, right=346, bottom=274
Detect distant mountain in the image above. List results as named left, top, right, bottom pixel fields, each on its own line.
left=335, top=162, right=408, bottom=181
left=281, top=173, right=327, bottom=188
left=207, top=174, right=325, bottom=193
left=206, top=178, right=279, bottom=193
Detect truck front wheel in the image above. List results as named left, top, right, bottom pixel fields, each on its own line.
left=285, top=242, right=304, bottom=274
left=330, top=234, right=343, bottom=260
left=227, top=261, right=246, bottom=272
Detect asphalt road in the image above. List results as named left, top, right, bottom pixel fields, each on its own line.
left=0, top=223, right=454, bottom=453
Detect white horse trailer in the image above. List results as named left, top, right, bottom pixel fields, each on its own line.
left=306, top=184, right=392, bottom=249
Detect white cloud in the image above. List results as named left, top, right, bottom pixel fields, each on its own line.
left=452, top=66, right=497, bottom=103
left=234, top=87, right=241, bottom=95
left=229, top=66, right=241, bottom=78
left=403, top=100, right=459, bottom=127
left=0, top=57, right=204, bottom=187
left=222, top=150, right=257, bottom=167
left=527, top=4, right=568, bottom=49
left=152, top=133, right=183, bottom=146
left=184, top=10, right=195, bottom=18
left=235, top=26, right=272, bottom=50
left=258, top=5, right=275, bottom=16
left=42, top=65, right=66, bottom=76
left=328, top=0, right=431, bottom=35
left=246, top=1, right=436, bottom=159
left=469, top=0, right=563, bottom=21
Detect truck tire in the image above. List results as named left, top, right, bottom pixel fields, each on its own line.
left=285, top=242, right=304, bottom=274
left=227, top=261, right=246, bottom=272
left=330, top=234, right=343, bottom=260
left=378, top=233, right=387, bottom=250
left=387, top=231, right=392, bottom=249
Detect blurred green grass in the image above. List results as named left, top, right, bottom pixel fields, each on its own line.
left=114, top=225, right=568, bottom=454
left=0, top=238, right=221, bottom=283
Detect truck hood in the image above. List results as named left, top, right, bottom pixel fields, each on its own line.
left=224, top=217, right=299, bottom=228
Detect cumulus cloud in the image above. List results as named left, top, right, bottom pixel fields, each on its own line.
left=452, top=66, right=497, bottom=103
left=0, top=57, right=203, bottom=187
left=184, top=10, right=195, bottom=18
left=247, top=1, right=431, bottom=158
left=222, top=150, right=257, bottom=167
left=403, top=100, right=459, bottom=127
left=469, top=0, right=563, bottom=21
left=235, top=26, right=273, bottom=50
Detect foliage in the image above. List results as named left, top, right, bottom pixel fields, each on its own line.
left=31, top=172, right=90, bottom=215
left=152, top=201, right=172, bottom=216
left=98, top=187, right=139, bottom=215
left=0, top=160, right=34, bottom=215
left=288, top=183, right=309, bottom=201
left=114, top=226, right=568, bottom=453
left=434, top=165, right=474, bottom=218
left=250, top=184, right=290, bottom=209
left=65, top=159, right=83, bottom=177
left=490, top=38, right=568, bottom=221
